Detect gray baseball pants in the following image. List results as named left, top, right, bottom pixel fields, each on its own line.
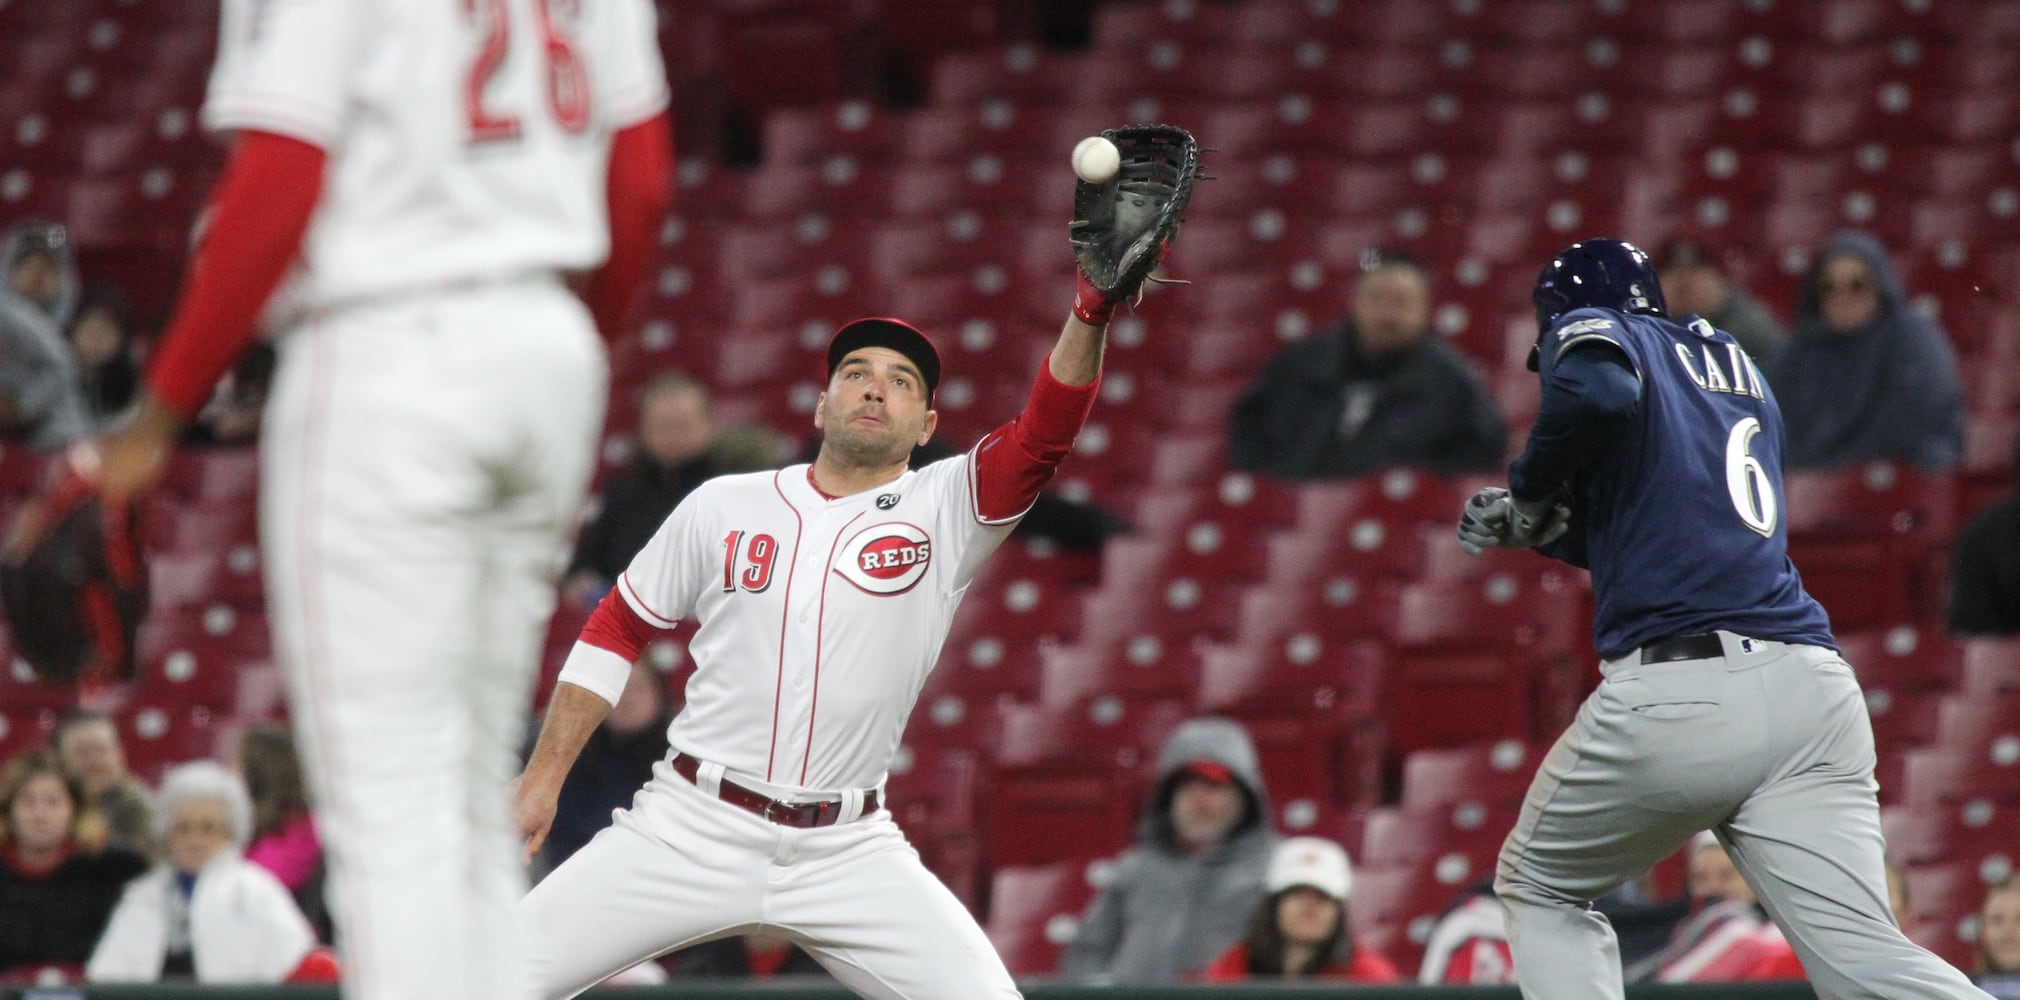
left=1496, top=630, right=1989, bottom=999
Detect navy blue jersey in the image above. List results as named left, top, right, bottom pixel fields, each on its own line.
left=1524, top=307, right=1836, bottom=659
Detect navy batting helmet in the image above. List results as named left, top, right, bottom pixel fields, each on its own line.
left=1528, top=238, right=1666, bottom=370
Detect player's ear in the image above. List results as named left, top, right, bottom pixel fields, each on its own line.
left=918, top=409, right=938, bottom=446
left=812, top=391, right=828, bottom=430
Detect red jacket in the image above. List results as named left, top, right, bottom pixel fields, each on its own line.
left=1200, top=943, right=1401, bottom=983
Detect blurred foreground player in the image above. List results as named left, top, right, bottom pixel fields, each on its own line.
left=80, top=2, right=674, bottom=997
left=1458, top=239, right=1990, bottom=999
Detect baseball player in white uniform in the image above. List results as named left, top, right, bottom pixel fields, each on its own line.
left=88, top=3, right=674, bottom=999
left=511, top=289, right=1129, bottom=997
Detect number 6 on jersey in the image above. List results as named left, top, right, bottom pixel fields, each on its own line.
left=1725, top=417, right=1778, bottom=537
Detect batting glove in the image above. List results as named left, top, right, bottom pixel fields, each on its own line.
left=1457, top=487, right=1572, bottom=556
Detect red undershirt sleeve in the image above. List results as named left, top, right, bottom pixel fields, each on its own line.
left=581, top=110, right=674, bottom=341
left=145, top=130, right=326, bottom=418
left=968, top=355, right=1101, bottom=523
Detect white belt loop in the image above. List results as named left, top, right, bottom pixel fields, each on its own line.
left=696, top=760, right=726, bottom=797
left=838, top=787, right=865, bottom=824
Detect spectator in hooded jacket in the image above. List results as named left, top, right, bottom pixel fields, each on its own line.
left=1229, top=248, right=1506, bottom=480
left=1201, top=836, right=1398, bottom=983
left=1766, top=230, right=1964, bottom=470
left=0, top=221, right=91, bottom=449
left=1060, top=717, right=1276, bottom=983
left=87, top=761, right=335, bottom=984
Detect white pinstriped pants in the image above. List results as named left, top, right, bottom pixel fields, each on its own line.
left=261, top=282, right=606, bottom=1000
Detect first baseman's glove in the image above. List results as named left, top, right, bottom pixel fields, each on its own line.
left=0, top=444, right=150, bottom=684
left=1070, top=124, right=1199, bottom=324
left=1457, top=486, right=1572, bottom=556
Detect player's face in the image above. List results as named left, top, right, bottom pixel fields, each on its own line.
left=1350, top=265, right=1429, bottom=359
left=8, top=773, right=75, bottom=854
left=166, top=795, right=234, bottom=875
left=1817, top=254, right=1881, bottom=334
left=814, top=348, right=937, bottom=466
left=1687, top=842, right=1754, bottom=904
left=1169, top=775, right=1244, bottom=849
left=638, top=385, right=713, bottom=466
left=57, top=720, right=125, bottom=791
left=1983, top=887, right=2020, bottom=973
left=1275, top=886, right=1341, bottom=948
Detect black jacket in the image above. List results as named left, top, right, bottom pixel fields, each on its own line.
left=1230, top=326, right=1507, bottom=480
left=0, top=846, right=149, bottom=974
left=568, top=454, right=720, bottom=581
left=1950, top=494, right=2020, bottom=636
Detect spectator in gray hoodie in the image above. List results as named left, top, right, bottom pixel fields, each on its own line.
left=0, top=221, right=91, bottom=450
left=1059, top=717, right=1276, bottom=983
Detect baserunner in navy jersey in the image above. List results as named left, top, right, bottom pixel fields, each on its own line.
left=1458, top=239, right=1988, bottom=1000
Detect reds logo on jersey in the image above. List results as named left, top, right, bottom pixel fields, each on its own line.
left=835, top=522, right=933, bottom=596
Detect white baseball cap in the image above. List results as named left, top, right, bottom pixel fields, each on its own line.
left=1266, top=836, right=1353, bottom=901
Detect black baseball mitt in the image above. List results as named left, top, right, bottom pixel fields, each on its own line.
left=1071, top=124, right=1199, bottom=303
left=0, top=447, right=149, bottom=685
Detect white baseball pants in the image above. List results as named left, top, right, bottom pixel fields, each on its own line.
left=261, top=281, right=607, bottom=1000
left=1496, top=631, right=1990, bottom=999
left=521, top=758, right=1023, bottom=1000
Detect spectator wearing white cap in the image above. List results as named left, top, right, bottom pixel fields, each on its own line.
left=1200, top=836, right=1399, bottom=983
left=86, top=762, right=337, bottom=984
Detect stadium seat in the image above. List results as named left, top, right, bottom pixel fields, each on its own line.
left=1883, top=800, right=2020, bottom=872
left=114, top=702, right=222, bottom=785
left=1400, top=740, right=1546, bottom=811
left=1960, top=639, right=2020, bottom=693
left=1358, top=802, right=1522, bottom=871
left=983, top=861, right=1104, bottom=976
left=1902, top=862, right=1993, bottom=970
left=1836, top=626, right=1965, bottom=692
left=1902, top=746, right=2020, bottom=804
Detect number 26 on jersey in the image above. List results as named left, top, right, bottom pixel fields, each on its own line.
left=462, top=0, right=590, bottom=145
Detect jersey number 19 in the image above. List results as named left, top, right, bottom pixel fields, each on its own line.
left=1725, top=417, right=1778, bottom=537
left=463, top=0, right=591, bottom=145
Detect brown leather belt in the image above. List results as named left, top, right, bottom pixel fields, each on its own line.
left=1640, top=633, right=1727, bottom=664
left=670, top=753, right=877, bottom=829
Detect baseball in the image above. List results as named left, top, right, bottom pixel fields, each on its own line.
left=1072, top=135, right=1120, bottom=183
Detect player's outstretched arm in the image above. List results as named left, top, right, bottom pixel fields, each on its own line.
left=95, top=131, right=326, bottom=500
left=1051, top=289, right=1112, bottom=387
left=513, top=682, right=613, bottom=863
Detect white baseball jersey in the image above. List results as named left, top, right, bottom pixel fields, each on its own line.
left=563, top=456, right=1016, bottom=793
left=203, top=0, right=667, bottom=315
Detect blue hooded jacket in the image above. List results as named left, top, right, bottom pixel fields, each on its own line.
left=1764, top=230, right=1964, bottom=470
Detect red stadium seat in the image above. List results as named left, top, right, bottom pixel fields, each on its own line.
left=1836, top=626, right=1965, bottom=692
left=1960, top=639, right=2020, bottom=694
left=1902, top=746, right=2020, bottom=804
left=1400, top=740, right=1546, bottom=811
left=983, top=861, right=1104, bottom=976
left=1901, top=862, right=1993, bottom=970
left=1358, top=802, right=1522, bottom=871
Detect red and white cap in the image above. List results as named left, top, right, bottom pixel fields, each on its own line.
left=1267, top=836, right=1354, bottom=901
